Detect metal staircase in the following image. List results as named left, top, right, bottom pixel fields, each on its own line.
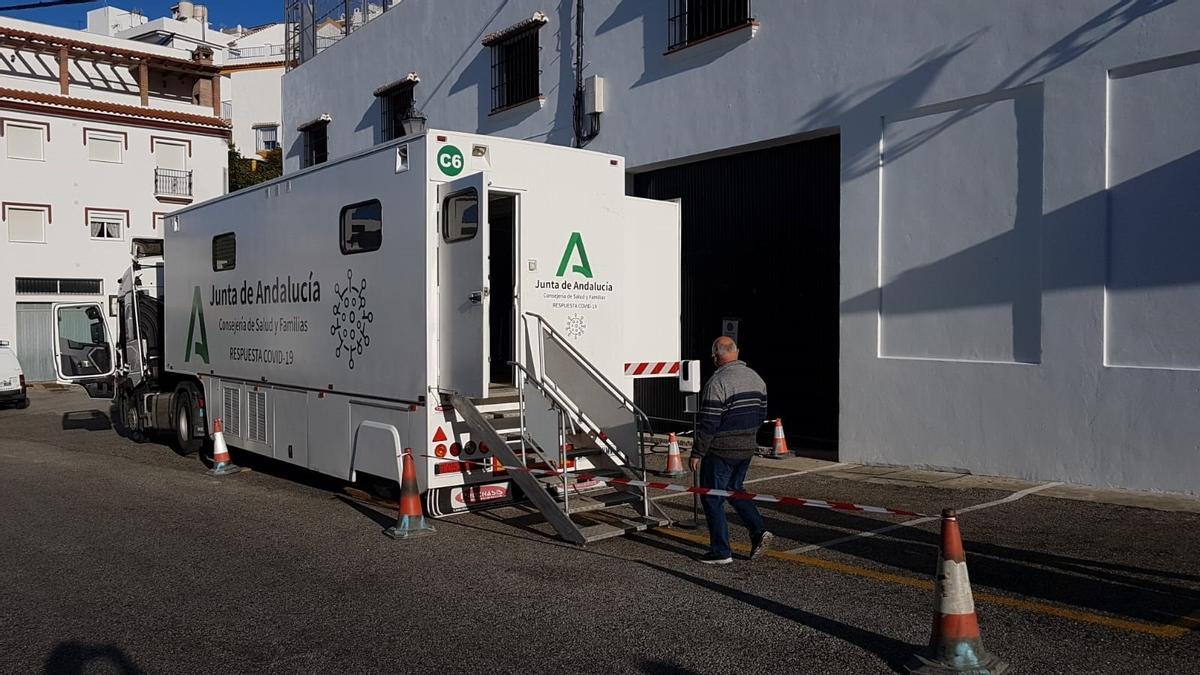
left=446, top=313, right=671, bottom=544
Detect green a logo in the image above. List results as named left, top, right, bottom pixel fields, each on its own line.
left=555, top=232, right=593, bottom=279
left=184, top=285, right=210, bottom=364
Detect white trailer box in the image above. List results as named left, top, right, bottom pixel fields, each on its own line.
left=158, top=131, right=680, bottom=511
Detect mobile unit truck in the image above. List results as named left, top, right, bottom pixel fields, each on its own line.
left=53, top=130, right=681, bottom=543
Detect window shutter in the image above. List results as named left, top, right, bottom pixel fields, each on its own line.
left=7, top=208, right=46, bottom=243
left=155, top=142, right=187, bottom=170
left=6, top=125, right=44, bottom=161
left=88, top=136, right=122, bottom=163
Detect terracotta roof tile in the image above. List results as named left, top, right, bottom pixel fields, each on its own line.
left=0, top=87, right=230, bottom=129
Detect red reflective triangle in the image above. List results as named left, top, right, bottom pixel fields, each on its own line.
left=432, top=427, right=448, bottom=443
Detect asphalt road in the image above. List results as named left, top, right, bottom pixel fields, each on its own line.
left=2, top=387, right=1198, bottom=674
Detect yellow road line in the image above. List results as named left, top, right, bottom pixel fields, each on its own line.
left=657, top=528, right=1193, bottom=639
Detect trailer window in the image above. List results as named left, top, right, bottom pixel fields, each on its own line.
left=442, top=188, right=479, bottom=243
left=340, top=200, right=382, bottom=254
left=212, top=233, right=236, bottom=271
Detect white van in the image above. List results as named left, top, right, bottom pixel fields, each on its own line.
left=0, top=340, right=29, bottom=409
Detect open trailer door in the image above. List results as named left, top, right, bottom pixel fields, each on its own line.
left=438, top=172, right=490, bottom=399
left=51, top=302, right=115, bottom=397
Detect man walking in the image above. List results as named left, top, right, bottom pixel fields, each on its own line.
left=689, top=336, right=774, bottom=564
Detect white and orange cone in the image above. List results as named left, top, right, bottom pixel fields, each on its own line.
left=663, top=433, right=687, bottom=477
left=384, top=449, right=436, bottom=539
left=905, top=509, right=1008, bottom=674
left=769, top=418, right=791, bottom=458
left=208, top=418, right=240, bottom=476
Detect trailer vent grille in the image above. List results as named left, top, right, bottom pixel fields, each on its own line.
left=247, top=391, right=267, bottom=443
left=222, top=386, right=241, bottom=437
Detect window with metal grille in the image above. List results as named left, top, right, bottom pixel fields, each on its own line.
left=486, top=23, right=543, bottom=112
left=15, top=278, right=102, bottom=295
left=379, top=84, right=415, bottom=142
left=223, top=387, right=241, bottom=438
left=668, top=0, right=753, bottom=51
left=212, top=233, right=236, bottom=271
left=302, top=122, right=328, bottom=168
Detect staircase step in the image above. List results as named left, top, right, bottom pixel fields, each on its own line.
left=490, top=415, right=522, bottom=431
left=576, top=516, right=670, bottom=544
left=565, top=490, right=641, bottom=514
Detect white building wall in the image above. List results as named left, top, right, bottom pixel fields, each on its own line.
left=0, top=18, right=229, bottom=378
left=225, top=66, right=285, bottom=156
left=279, top=1, right=1200, bottom=494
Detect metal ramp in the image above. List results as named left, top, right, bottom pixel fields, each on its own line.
left=445, top=313, right=671, bottom=545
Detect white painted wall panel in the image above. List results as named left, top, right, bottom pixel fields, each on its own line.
left=1106, top=53, right=1200, bottom=370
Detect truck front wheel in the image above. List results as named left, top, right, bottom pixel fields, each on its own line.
left=116, top=388, right=145, bottom=442
left=172, top=388, right=203, bottom=456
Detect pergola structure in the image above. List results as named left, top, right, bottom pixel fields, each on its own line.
left=0, top=25, right=224, bottom=116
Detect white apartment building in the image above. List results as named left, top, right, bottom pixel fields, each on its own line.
left=0, top=17, right=229, bottom=381
left=221, top=23, right=285, bottom=158
left=86, top=3, right=284, bottom=159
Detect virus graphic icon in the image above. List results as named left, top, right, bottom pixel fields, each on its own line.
left=331, top=269, right=373, bottom=369
left=565, top=313, right=587, bottom=340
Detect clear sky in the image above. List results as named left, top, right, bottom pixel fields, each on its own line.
left=0, top=1, right=283, bottom=31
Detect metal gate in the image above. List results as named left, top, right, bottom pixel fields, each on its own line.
left=15, top=303, right=55, bottom=382
left=632, top=134, right=841, bottom=450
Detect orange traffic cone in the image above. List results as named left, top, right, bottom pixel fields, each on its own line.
left=384, top=449, right=436, bottom=539
left=905, top=509, right=1008, bottom=674
left=208, top=418, right=240, bottom=476
left=664, top=433, right=687, bottom=477
left=770, top=418, right=791, bottom=458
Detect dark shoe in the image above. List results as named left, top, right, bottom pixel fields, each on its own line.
left=750, top=530, right=775, bottom=559
left=696, top=552, right=733, bottom=565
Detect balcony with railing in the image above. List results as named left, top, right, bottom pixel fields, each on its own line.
left=155, top=168, right=193, bottom=199
left=227, top=43, right=287, bottom=61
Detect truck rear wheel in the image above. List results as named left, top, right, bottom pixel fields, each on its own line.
left=172, top=389, right=203, bottom=456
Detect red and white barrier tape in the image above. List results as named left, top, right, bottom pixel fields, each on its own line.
left=624, top=361, right=681, bottom=377
left=422, top=455, right=926, bottom=518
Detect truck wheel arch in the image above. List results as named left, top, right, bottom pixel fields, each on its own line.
left=171, top=380, right=206, bottom=456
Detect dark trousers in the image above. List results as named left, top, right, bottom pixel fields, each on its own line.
left=700, top=454, right=765, bottom=558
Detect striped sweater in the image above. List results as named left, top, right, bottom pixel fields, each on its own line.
left=692, top=360, right=768, bottom=460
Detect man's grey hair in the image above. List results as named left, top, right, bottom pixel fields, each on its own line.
left=712, top=337, right=738, bottom=356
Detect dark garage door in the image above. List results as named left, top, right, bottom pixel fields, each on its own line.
left=632, top=134, right=840, bottom=452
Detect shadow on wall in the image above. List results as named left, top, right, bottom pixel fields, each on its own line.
left=355, top=96, right=382, bottom=144
left=446, top=0, right=574, bottom=138
left=843, top=150, right=1200, bottom=336
left=875, top=85, right=1045, bottom=363
left=804, top=0, right=1177, bottom=181
left=596, top=0, right=750, bottom=88
left=45, top=642, right=144, bottom=675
